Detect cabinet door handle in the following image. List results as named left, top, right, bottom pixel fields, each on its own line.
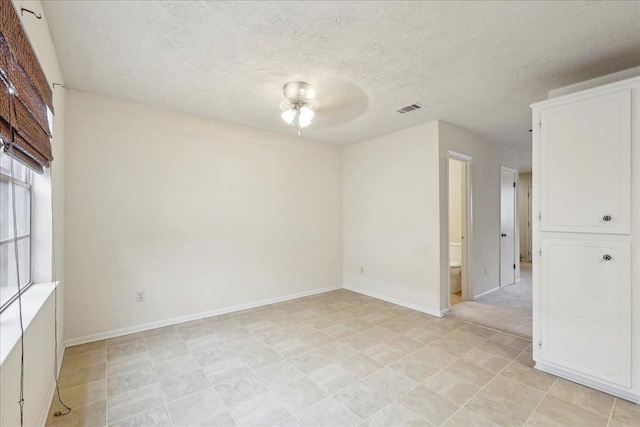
left=603, top=215, right=612, bottom=222
left=501, top=233, right=507, bottom=237
left=603, top=254, right=612, bottom=261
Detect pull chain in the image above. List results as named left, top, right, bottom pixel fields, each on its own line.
left=7, top=143, right=26, bottom=426
left=6, top=51, right=26, bottom=425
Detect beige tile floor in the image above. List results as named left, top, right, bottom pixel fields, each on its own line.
left=46, top=289, right=640, bottom=427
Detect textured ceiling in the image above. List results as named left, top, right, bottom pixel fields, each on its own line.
left=42, top=1, right=640, bottom=167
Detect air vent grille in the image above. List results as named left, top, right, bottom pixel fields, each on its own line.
left=396, top=103, right=423, bottom=114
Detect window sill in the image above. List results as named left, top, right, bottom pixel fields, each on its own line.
left=0, top=281, right=59, bottom=366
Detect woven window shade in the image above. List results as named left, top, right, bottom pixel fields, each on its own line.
left=0, top=0, right=54, bottom=174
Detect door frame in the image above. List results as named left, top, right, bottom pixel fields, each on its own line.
left=527, top=185, right=533, bottom=262
left=447, top=151, right=473, bottom=307
left=499, top=165, right=518, bottom=288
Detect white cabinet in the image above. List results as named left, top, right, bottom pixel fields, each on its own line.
left=531, top=76, right=640, bottom=403
left=540, top=238, right=631, bottom=388
left=540, top=89, right=631, bottom=234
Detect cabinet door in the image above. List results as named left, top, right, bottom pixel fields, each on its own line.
left=540, top=89, right=630, bottom=234
left=540, top=238, right=631, bottom=387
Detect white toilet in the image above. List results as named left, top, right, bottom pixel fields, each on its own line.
left=449, top=242, right=462, bottom=294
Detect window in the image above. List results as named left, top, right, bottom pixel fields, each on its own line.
left=0, top=150, right=32, bottom=312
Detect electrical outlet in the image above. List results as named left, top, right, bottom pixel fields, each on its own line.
left=136, top=291, right=145, bottom=303
left=360, top=266, right=364, bottom=274
left=484, top=267, right=488, bottom=277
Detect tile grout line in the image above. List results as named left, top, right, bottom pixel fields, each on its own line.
left=226, top=303, right=355, bottom=426
left=189, top=308, right=311, bottom=424
left=290, top=308, right=497, bottom=425
left=224, top=314, right=292, bottom=423
left=296, top=310, right=395, bottom=423
left=224, top=301, right=509, bottom=426
left=219, top=298, right=385, bottom=425
left=140, top=330, right=175, bottom=427
left=105, top=330, right=180, bottom=426
left=379, top=320, right=617, bottom=427
left=522, top=377, right=558, bottom=426
left=367, top=316, right=544, bottom=424
left=354, top=320, right=484, bottom=424
left=297, top=306, right=404, bottom=424
left=185, top=322, right=238, bottom=421
left=154, top=319, right=256, bottom=424
left=110, top=404, right=167, bottom=427
left=201, top=322, right=259, bottom=425
left=382, top=305, right=620, bottom=426
left=438, top=346, right=533, bottom=426
left=355, top=308, right=529, bottom=424
left=247, top=359, right=306, bottom=426
left=160, top=319, right=256, bottom=414
left=605, top=398, right=617, bottom=427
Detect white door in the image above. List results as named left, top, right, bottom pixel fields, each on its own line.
left=540, top=238, right=631, bottom=387
left=500, top=167, right=516, bottom=287
left=460, top=161, right=468, bottom=298
left=540, top=89, right=631, bottom=234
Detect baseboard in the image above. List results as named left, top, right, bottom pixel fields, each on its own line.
left=473, top=286, right=501, bottom=300
left=38, top=346, right=64, bottom=427
left=535, top=361, right=640, bottom=403
left=343, top=285, right=443, bottom=318
left=65, top=285, right=342, bottom=347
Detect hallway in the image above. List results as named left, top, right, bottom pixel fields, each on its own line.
left=448, top=263, right=532, bottom=339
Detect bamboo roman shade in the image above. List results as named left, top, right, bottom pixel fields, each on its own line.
left=0, top=0, right=53, bottom=174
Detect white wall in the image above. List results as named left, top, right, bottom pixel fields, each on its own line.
left=342, top=122, right=441, bottom=314
left=438, top=121, right=520, bottom=308
left=448, top=159, right=463, bottom=243
left=518, top=173, right=532, bottom=261
left=0, top=1, right=66, bottom=426
left=63, top=90, right=343, bottom=341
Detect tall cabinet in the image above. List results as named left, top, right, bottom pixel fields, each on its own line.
left=531, top=76, right=640, bottom=403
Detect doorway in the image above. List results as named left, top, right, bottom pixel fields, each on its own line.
left=500, top=166, right=517, bottom=287
left=448, top=153, right=471, bottom=308
left=447, top=165, right=532, bottom=339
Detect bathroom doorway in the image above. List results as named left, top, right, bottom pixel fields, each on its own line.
left=448, top=153, right=471, bottom=308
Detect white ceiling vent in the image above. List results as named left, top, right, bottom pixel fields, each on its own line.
left=396, top=103, right=424, bottom=115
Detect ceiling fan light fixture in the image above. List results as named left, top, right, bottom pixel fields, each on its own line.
left=280, top=81, right=319, bottom=135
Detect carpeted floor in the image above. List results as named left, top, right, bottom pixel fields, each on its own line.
left=448, top=263, right=532, bottom=339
